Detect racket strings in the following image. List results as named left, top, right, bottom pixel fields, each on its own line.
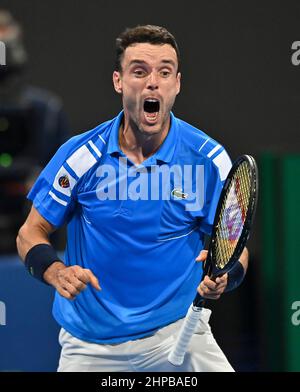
left=214, top=162, right=251, bottom=268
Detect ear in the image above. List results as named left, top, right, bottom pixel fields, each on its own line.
left=113, top=71, right=123, bottom=94
left=176, top=72, right=181, bottom=95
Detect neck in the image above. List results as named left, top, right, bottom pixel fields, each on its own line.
left=119, top=115, right=170, bottom=165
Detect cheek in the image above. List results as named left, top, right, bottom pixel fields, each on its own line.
left=164, top=88, right=177, bottom=108
left=122, top=78, right=143, bottom=94
left=122, top=88, right=140, bottom=111
left=163, top=82, right=179, bottom=100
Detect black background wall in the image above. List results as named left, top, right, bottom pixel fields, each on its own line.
left=1, top=0, right=300, bottom=371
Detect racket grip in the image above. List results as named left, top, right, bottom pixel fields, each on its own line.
left=168, top=304, right=201, bottom=366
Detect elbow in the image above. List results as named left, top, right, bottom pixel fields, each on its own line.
left=16, top=224, right=28, bottom=261
left=16, top=231, right=20, bottom=255
left=16, top=226, right=23, bottom=258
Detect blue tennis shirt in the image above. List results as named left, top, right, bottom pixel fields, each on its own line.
left=28, top=111, right=232, bottom=343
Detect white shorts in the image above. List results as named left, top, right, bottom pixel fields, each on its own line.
left=57, top=308, right=234, bottom=372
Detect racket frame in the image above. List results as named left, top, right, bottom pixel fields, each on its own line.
left=203, top=154, right=259, bottom=279
left=168, top=154, right=259, bottom=366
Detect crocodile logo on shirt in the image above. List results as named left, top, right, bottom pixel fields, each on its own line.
left=171, top=187, right=188, bottom=200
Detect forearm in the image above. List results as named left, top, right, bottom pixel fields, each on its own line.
left=224, top=247, right=249, bottom=292
left=17, top=224, right=66, bottom=286
left=239, top=247, right=249, bottom=274
left=17, top=222, right=67, bottom=284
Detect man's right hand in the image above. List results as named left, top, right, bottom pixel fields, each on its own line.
left=43, top=262, right=101, bottom=300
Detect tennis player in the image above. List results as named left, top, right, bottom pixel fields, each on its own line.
left=16, top=25, right=248, bottom=372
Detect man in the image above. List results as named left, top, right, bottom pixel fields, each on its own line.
left=16, top=25, right=248, bottom=372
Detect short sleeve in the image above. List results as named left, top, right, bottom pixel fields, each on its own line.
left=197, top=148, right=232, bottom=235
left=28, top=140, right=79, bottom=228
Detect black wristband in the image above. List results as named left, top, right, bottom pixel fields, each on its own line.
left=24, top=244, right=63, bottom=284
left=225, top=261, right=245, bottom=292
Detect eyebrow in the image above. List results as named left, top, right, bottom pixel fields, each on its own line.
left=128, top=59, right=177, bottom=68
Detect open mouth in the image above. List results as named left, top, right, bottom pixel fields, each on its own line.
left=143, top=98, right=160, bottom=123
left=144, top=98, right=159, bottom=113
left=144, top=99, right=160, bottom=113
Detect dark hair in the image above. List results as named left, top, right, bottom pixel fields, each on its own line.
left=115, top=25, right=180, bottom=73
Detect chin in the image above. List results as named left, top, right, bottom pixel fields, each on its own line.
left=139, top=117, right=166, bottom=134
left=140, top=124, right=162, bottom=135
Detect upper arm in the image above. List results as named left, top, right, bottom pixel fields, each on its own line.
left=195, top=147, right=232, bottom=235
left=23, top=205, right=57, bottom=236
left=17, top=206, right=57, bottom=260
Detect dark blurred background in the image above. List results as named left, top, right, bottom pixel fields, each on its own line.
left=0, top=0, right=299, bottom=372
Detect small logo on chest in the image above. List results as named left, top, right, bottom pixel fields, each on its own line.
left=171, top=188, right=188, bottom=200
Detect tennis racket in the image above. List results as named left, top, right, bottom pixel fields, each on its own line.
left=168, top=154, right=259, bottom=366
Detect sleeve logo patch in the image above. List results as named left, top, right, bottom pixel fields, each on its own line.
left=58, top=175, right=70, bottom=188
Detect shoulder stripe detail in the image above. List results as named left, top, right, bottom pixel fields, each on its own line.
left=207, top=144, right=221, bottom=158
left=53, top=166, right=77, bottom=197
left=213, top=150, right=232, bottom=181
left=49, top=190, right=68, bottom=206
left=64, top=162, right=79, bottom=181
left=66, top=145, right=97, bottom=178
left=198, top=138, right=219, bottom=156
left=88, top=140, right=102, bottom=158
left=198, top=138, right=209, bottom=152
left=98, top=134, right=107, bottom=145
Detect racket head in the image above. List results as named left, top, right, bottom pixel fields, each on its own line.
left=204, top=154, right=258, bottom=277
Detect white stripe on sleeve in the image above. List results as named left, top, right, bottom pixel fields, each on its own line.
left=88, top=140, right=102, bottom=158
left=213, top=150, right=232, bottom=181
left=49, top=191, right=68, bottom=206
left=207, top=144, right=221, bottom=158
left=66, top=145, right=97, bottom=178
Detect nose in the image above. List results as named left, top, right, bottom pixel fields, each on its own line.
left=146, top=72, right=159, bottom=90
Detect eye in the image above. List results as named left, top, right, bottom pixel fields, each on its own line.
left=133, top=69, right=147, bottom=77
left=160, top=69, right=172, bottom=77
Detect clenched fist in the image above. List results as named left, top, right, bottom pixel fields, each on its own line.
left=195, top=250, right=228, bottom=300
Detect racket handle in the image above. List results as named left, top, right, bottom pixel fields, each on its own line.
left=168, top=304, right=201, bottom=366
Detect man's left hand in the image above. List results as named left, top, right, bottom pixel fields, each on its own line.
left=195, top=250, right=228, bottom=300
